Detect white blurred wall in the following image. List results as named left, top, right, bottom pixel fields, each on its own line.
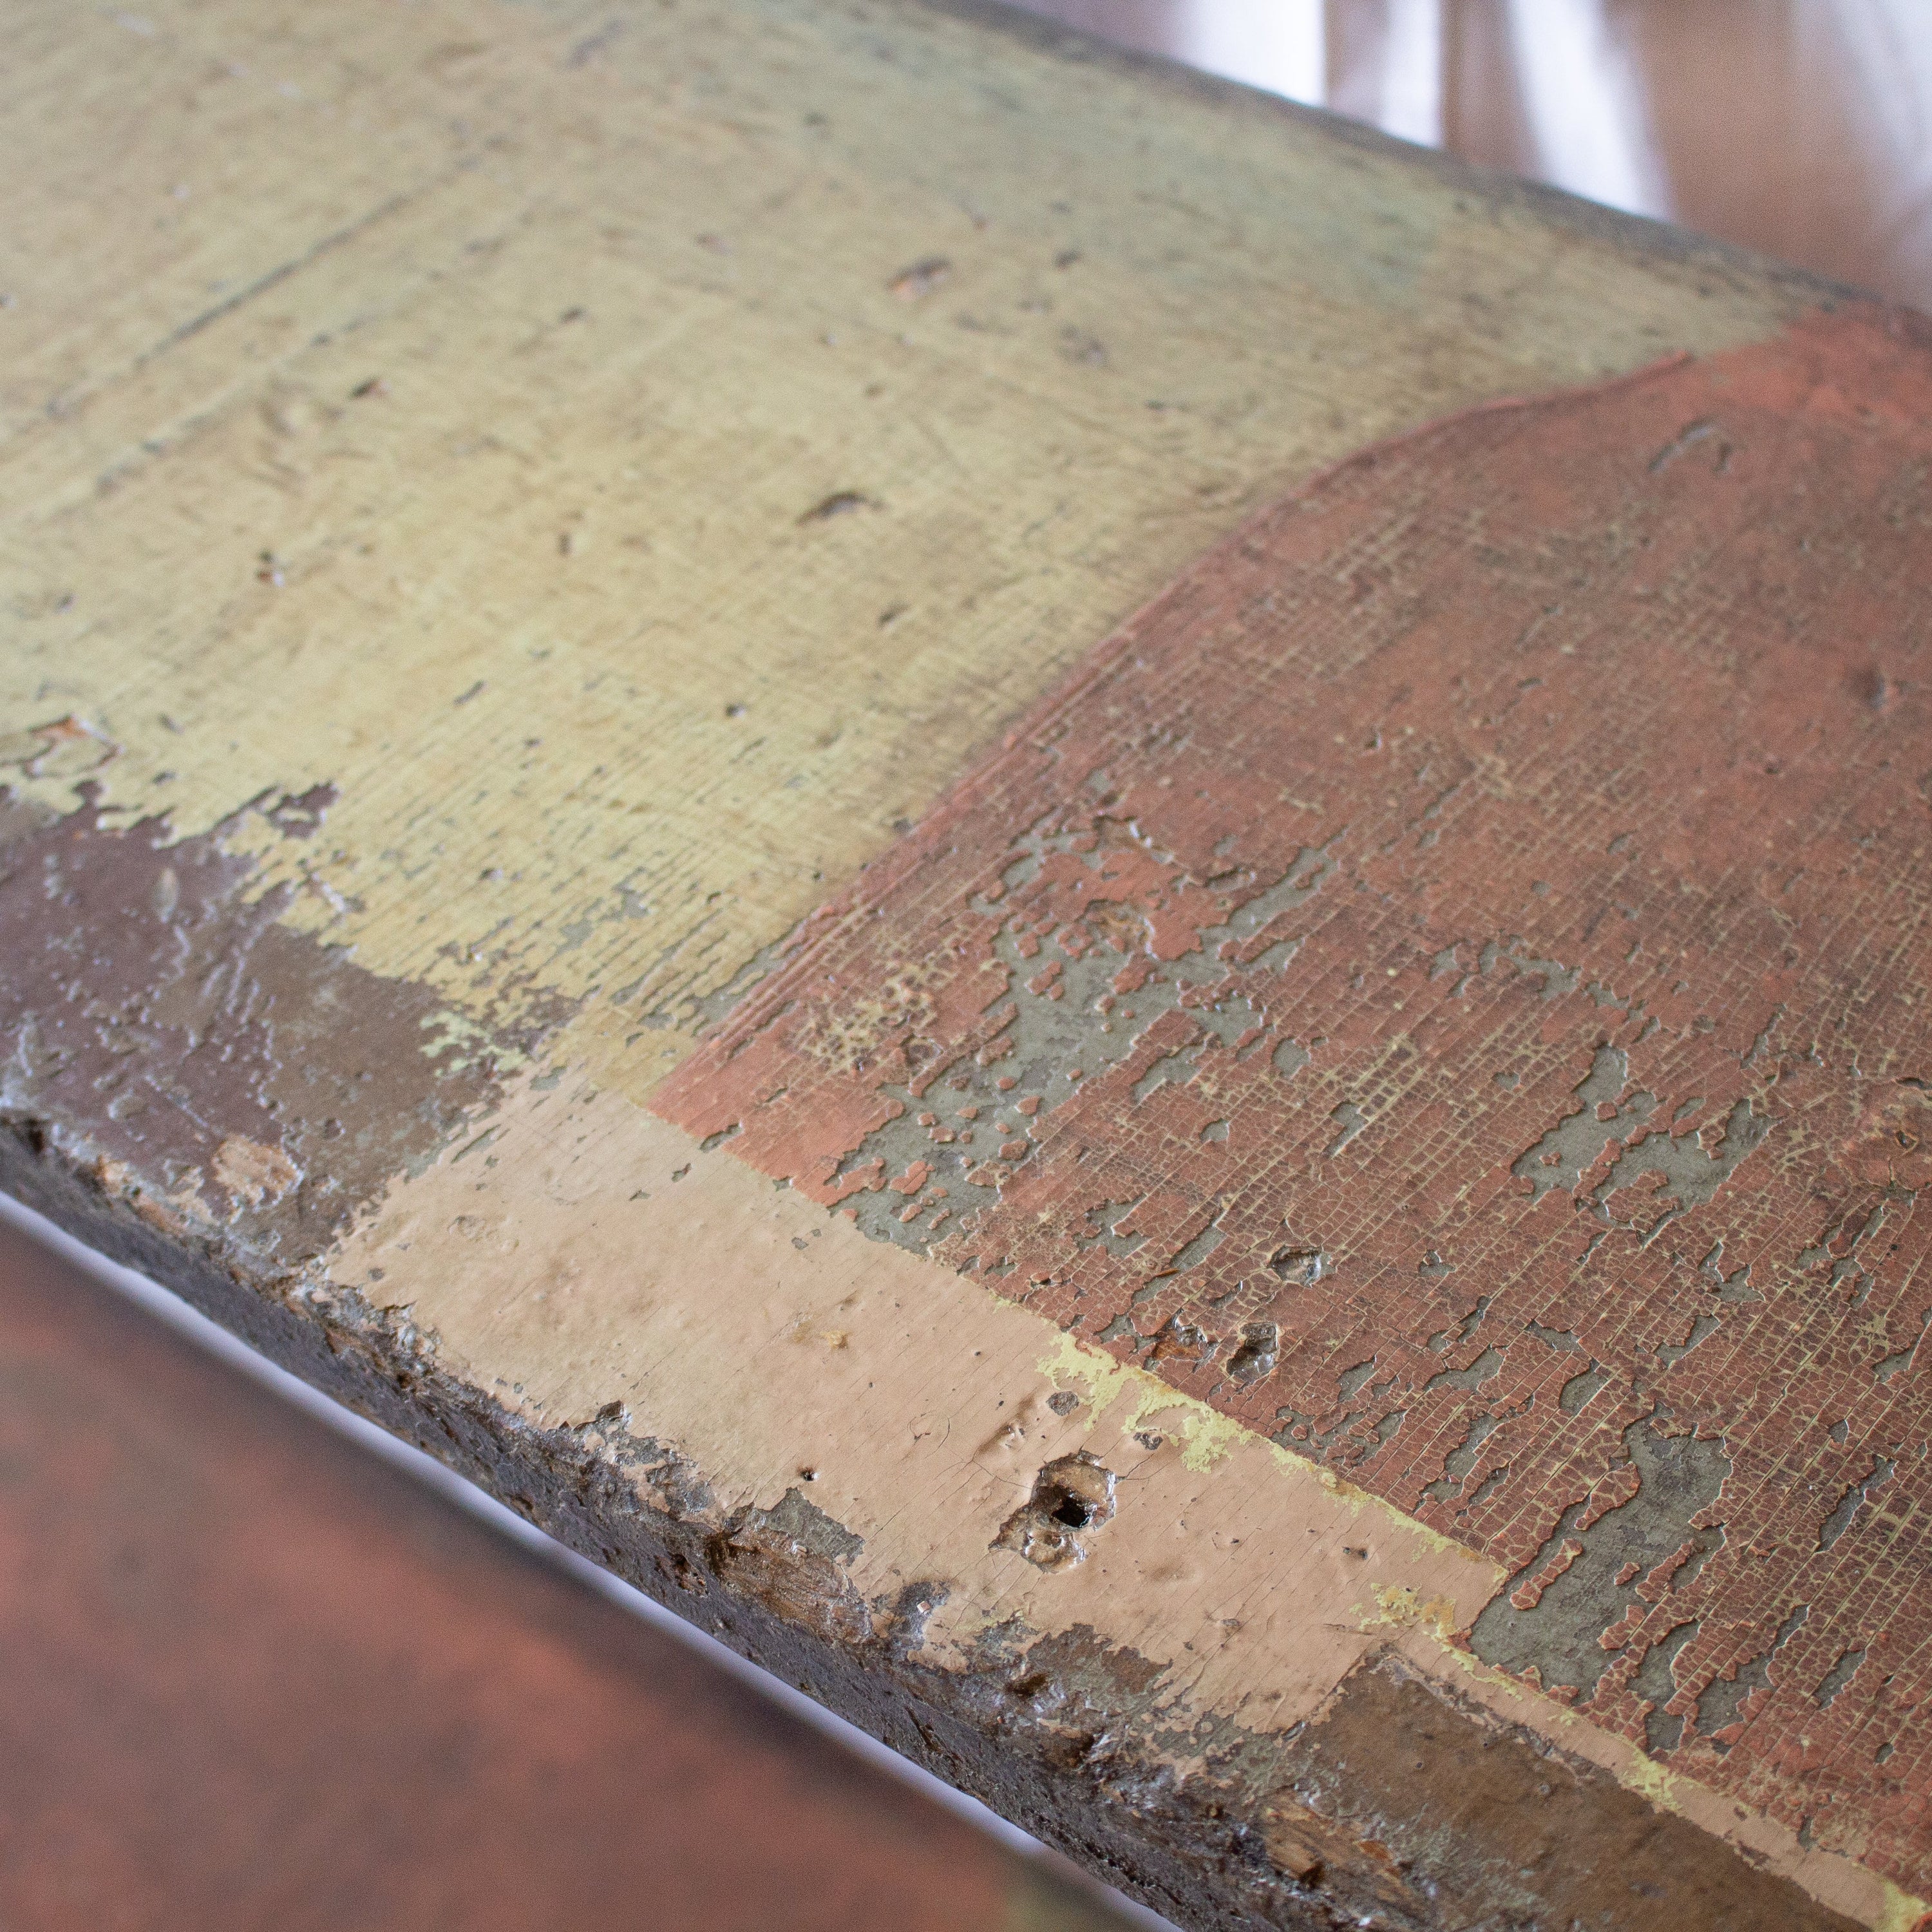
left=1012, top=0, right=1932, bottom=308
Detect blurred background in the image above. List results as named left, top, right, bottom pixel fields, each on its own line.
left=1010, top=0, right=1932, bottom=310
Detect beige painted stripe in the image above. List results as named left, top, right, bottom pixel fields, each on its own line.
left=331, top=1071, right=1920, bottom=1931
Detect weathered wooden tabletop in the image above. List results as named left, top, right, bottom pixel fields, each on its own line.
left=4, top=2, right=1928, bottom=1927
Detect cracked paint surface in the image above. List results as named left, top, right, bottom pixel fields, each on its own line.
left=659, top=306, right=1932, bottom=1894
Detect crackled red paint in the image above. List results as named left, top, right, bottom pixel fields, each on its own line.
left=658, top=307, right=1932, bottom=1891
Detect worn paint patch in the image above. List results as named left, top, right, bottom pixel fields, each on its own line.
left=1277, top=1651, right=1862, bottom=1930
left=658, top=307, right=1932, bottom=1893
left=0, top=0, right=1814, bottom=1097
left=0, top=786, right=567, bottom=1259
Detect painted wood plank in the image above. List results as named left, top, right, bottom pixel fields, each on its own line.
left=0, top=0, right=1918, bottom=1924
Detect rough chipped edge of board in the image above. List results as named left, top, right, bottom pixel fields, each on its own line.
left=3, top=1112, right=1920, bottom=1932
left=0, top=1127, right=1323, bottom=1930
left=0, top=1185, right=1170, bottom=1932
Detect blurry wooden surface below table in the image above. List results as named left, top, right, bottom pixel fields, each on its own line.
left=0, top=1215, right=1138, bottom=1932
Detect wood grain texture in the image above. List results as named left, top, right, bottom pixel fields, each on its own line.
left=0, top=0, right=1913, bottom=1924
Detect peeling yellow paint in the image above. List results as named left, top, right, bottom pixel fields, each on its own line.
left=1031, top=1329, right=1246, bottom=1469
left=1366, top=1582, right=1461, bottom=1640
left=1, top=0, right=1810, bottom=1117
left=419, top=1008, right=531, bottom=1076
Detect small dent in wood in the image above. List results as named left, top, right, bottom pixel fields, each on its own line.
left=994, top=1450, right=1117, bottom=1571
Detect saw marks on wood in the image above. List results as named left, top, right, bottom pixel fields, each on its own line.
left=659, top=306, right=1932, bottom=1896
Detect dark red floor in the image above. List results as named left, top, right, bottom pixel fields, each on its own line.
left=0, top=1215, right=1135, bottom=1931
